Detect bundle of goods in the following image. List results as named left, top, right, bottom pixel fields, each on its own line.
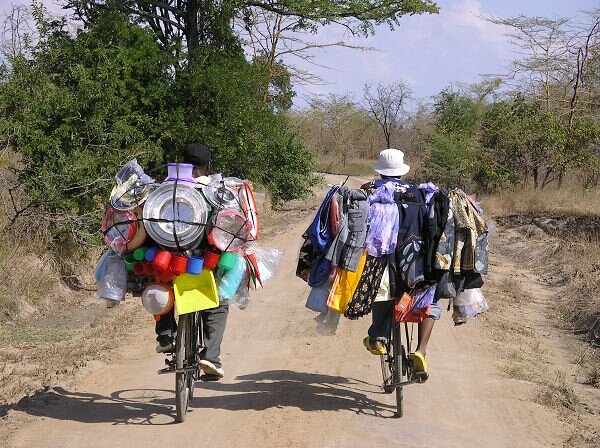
left=297, top=180, right=490, bottom=331
left=95, top=159, right=283, bottom=318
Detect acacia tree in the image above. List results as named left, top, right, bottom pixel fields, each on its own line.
left=487, top=11, right=600, bottom=186
left=364, top=81, right=412, bottom=148
left=63, top=0, right=439, bottom=61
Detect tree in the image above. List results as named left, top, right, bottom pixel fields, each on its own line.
left=364, top=80, right=412, bottom=148
left=303, top=94, right=373, bottom=166
left=0, top=3, right=35, bottom=58
left=62, top=0, right=439, bottom=61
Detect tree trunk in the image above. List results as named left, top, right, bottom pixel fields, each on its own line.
left=533, top=166, right=539, bottom=189
left=186, top=0, right=200, bottom=63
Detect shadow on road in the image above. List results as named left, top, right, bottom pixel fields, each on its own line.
left=2, top=370, right=394, bottom=425
left=193, top=370, right=394, bottom=417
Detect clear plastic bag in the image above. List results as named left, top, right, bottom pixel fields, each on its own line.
left=95, top=249, right=127, bottom=301
left=245, top=243, right=284, bottom=285
left=452, top=288, right=489, bottom=325
left=315, top=307, right=341, bottom=336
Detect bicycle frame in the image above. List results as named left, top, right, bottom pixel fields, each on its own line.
left=157, top=311, right=205, bottom=423
left=381, top=316, right=421, bottom=417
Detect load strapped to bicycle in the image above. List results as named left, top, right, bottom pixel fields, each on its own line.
left=297, top=150, right=491, bottom=418
left=95, top=158, right=283, bottom=422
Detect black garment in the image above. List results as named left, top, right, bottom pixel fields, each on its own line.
left=387, top=181, right=429, bottom=298
left=423, top=190, right=450, bottom=279
left=452, top=271, right=484, bottom=294
left=344, top=255, right=387, bottom=320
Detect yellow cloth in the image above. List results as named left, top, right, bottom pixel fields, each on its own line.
left=328, top=252, right=368, bottom=313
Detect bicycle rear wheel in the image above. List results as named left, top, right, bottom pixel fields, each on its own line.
left=175, top=313, right=196, bottom=422
left=392, top=320, right=404, bottom=418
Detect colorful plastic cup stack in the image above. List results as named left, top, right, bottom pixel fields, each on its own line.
left=144, top=246, right=159, bottom=262
left=186, top=256, right=204, bottom=275
left=218, top=251, right=236, bottom=271
left=133, top=262, right=145, bottom=276
left=153, top=250, right=172, bottom=272
left=143, top=262, right=155, bottom=276
left=171, top=254, right=188, bottom=275
left=203, top=249, right=221, bottom=270
left=133, top=246, right=147, bottom=261
left=124, top=253, right=136, bottom=271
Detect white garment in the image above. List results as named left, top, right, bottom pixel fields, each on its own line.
left=374, top=267, right=393, bottom=302
left=194, top=173, right=222, bottom=186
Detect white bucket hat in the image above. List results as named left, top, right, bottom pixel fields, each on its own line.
left=373, top=148, right=410, bottom=177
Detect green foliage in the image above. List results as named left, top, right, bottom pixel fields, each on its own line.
left=0, top=9, right=315, bottom=242
left=0, top=12, right=169, bottom=239
left=433, top=89, right=481, bottom=138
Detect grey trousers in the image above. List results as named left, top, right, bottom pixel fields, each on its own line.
left=200, top=304, right=229, bottom=368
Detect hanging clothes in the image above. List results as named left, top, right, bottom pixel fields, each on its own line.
left=365, top=182, right=399, bottom=257
left=450, top=189, right=488, bottom=274
left=328, top=251, right=368, bottom=313
left=386, top=179, right=429, bottom=297
left=326, top=187, right=369, bottom=272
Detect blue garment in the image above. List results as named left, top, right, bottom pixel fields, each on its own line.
left=365, top=182, right=399, bottom=257
left=306, top=186, right=339, bottom=252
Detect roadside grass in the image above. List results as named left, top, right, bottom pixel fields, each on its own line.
left=482, top=186, right=600, bottom=218
left=0, top=327, right=72, bottom=344
left=535, top=370, right=581, bottom=411
left=585, top=364, right=600, bottom=388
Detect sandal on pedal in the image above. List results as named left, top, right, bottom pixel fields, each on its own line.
left=410, top=351, right=429, bottom=383
left=363, top=337, right=387, bottom=356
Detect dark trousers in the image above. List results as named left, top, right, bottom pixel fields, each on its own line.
left=155, top=304, right=229, bottom=368
left=368, top=300, right=394, bottom=342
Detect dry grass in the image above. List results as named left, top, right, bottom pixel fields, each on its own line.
left=586, top=364, right=600, bottom=388
left=482, top=186, right=600, bottom=218
left=535, top=370, right=581, bottom=411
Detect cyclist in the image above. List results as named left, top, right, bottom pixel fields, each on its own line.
left=155, top=143, right=228, bottom=380
left=361, top=148, right=440, bottom=383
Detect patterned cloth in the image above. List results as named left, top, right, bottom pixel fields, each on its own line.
left=343, top=255, right=388, bottom=319
left=450, top=190, right=488, bottom=274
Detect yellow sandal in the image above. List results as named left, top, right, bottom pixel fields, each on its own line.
left=363, top=337, right=387, bottom=356
left=410, top=351, right=429, bottom=383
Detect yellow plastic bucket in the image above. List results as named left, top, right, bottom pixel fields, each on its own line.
left=173, top=270, right=219, bottom=315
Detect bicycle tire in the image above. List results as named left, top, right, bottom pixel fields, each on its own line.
left=392, top=320, right=403, bottom=418
left=175, top=313, right=194, bottom=423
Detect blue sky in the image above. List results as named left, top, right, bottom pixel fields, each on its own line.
left=288, top=0, right=599, bottom=106
left=1, top=0, right=597, bottom=106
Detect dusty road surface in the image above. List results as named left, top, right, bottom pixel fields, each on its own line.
left=7, top=176, right=572, bottom=448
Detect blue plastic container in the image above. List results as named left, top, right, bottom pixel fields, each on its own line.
left=186, top=256, right=204, bottom=275
left=144, top=246, right=159, bottom=262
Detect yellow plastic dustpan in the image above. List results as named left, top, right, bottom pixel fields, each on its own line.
left=173, top=270, right=219, bottom=315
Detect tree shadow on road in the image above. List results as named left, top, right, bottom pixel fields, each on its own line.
left=2, top=370, right=395, bottom=426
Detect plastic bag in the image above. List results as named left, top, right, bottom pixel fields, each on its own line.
left=95, top=249, right=127, bottom=301
left=218, top=252, right=246, bottom=300
left=315, top=307, right=341, bottom=335
left=230, top=268, right=251, bottom=309
left=245, top=243, right=284, bottom=285
left=452, top=288, right=489, bottom=325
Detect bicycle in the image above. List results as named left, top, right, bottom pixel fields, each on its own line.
left=158, top=311, right=204, bottom=422
left=380, top=315, right=422, bottom=418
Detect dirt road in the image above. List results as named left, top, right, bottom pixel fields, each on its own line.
left=7, top=176, right=572, bottom=448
